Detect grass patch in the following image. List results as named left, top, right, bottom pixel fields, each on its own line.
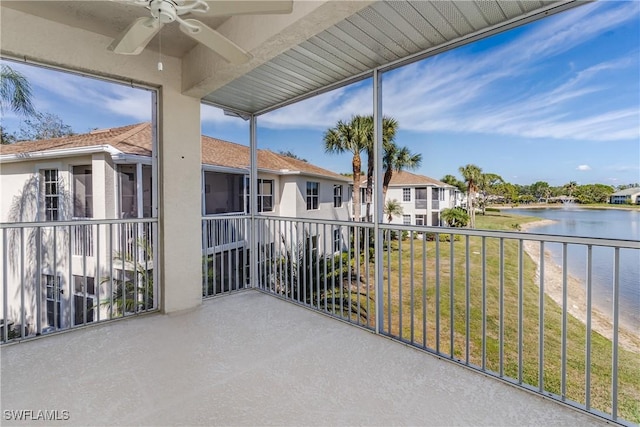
left=358, top=212, right=639, bottom=423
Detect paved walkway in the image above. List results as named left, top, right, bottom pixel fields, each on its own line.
left=1, top=291, right=605, bottom=426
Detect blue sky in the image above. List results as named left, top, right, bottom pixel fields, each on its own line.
left=2, top=1, right=639, bottom=187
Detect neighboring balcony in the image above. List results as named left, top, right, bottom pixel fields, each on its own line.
left=1, top=215, right=638, bottom=425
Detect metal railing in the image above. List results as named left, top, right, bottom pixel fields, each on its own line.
left=202, top=215, right=249, bottom=297
left=415, top=199, right=427, bottom=209
left=1, top=218, right=158, bottom=344
left=247, top=216, right=638, bottom=424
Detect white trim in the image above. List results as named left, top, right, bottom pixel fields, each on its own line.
left=1, top=145, right=122, bottom=164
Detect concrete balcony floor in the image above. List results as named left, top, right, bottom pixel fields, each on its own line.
left=1, top=291, right=604, bottom=426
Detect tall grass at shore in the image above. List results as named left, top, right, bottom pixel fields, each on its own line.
left=358, top=212, right=639, bottom=423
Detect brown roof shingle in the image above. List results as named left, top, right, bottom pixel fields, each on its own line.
left=388, top=171, right=452, bottom=187
left=1, top=123, right=347, bottom=180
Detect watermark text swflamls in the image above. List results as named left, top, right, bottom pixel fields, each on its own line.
left=3, top=410, right=70, bottom=421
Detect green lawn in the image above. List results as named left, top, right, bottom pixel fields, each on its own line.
left=352, top=212, right=640, bottom=423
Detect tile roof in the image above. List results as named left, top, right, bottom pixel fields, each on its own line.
left=387, top=171, right=453, bottom=187
left=1, top=122, right=347, bottom=181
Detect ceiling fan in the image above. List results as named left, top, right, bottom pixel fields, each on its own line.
left=108, top=0, right=293, bottom=64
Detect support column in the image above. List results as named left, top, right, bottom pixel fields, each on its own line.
left=158, top=86, right=202, bottom=313
left=249, top=115, right=258, bottom=289
left=373, top=69, right=384, bottom=335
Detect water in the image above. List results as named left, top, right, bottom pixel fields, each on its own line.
left=509, top=207, right=639, bottom=333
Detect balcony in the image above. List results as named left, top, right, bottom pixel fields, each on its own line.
left=2, top=216, right=638, bottom=425
left=1, top=290, right=605, bottom=426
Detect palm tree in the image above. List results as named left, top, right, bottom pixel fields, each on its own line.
left=324, top=115, right=371, bottom=222
left=459, top=164, right=483, bottom=228
left=382, top=144, right=422, bottom=202
left=383, top=199, right=403, bottom=223
left=364, top=116, right=398, bottom=221
left=441, top=207, right=469, bottom=228
left=0, top=65, right=35, bottom=117
left=564, top=181, right=578, bottom=197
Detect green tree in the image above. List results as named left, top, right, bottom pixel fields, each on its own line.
left=364, top=116, right=398, bottom=222
left=0, top=64, right=35, bottom=117
left=383, top=199, right=403, bottom=223
left=324, top=116, right=371, bottom=222
left=563, top=181, right=578, bottom=197
left=382, top=144, right=422, bottom=203
left=530, top=181, right=551, bottom=202
left=459, top=164, right=482, bottom=228
left=441, top=174, right=466, bottom=193
left=478, top=172, right=504, bottom=215
left=440, top=207, right=469, bottom=228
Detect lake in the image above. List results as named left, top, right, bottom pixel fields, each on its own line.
left=509, top=207, right=639, bottom=333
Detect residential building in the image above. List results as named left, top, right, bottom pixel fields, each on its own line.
left=380, top=171, right=459, bottom=226
left=0, top=123, right=351, bottom=332
left=609, top=188, right=640, bottom=205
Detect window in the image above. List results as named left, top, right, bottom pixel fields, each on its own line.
left=73, top=165, right=93, bottom=218
left=43, top=169, right=60, bottom=221
left=402, top=188, right=411, bottom=202
left=258, top=179, right=274, bottom=212
left=333, top=185, right=343, bottom=207
left=44, top=274, right=61, bottom=328
left=415, top=215, right=426, bottom=226
left=333, top=229, right=341, bottom=252
left=72, top=275, right=95, bottom=325
left=118, top=165, right=137, bottom=218
left=403, top=214, right=411, bottom=225
left=306, top=182, right=319, bottom=210
left=118, top=165, right=153, bottom=218
left=416, top=187, right=428, bottom=200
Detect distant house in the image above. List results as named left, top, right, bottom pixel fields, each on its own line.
left=0, top=123, right=351, bottom=331
left=609, top=188, right=640, bottom=205
left=379, top=171, right=459, bottom=226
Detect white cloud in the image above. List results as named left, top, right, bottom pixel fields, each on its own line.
left=256, top=1, right=640, bottom=143
left=577, top=165, right=591, bottom=171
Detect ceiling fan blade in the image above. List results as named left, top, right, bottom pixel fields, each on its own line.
left=202, top=1, right=293, bottom=17
left=179, top=19, right=252, bottom=65
left=108, top=17, right=162, bottom=55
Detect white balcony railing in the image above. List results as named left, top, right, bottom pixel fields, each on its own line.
left=1, top=218, right=158, bottom=341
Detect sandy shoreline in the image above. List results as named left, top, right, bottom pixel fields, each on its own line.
left=520, top=220, right=640, bottom=353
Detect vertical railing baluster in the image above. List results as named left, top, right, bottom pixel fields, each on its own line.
left=347, top=226, right=352, bottom=319
left=410, top=232, right=415, bottom=344
left=96, top=224, right=101, bottom=322
left=398, top=234, right=403, bottom=339
left=83, top=225, right=89, bottom=323
left=355, top=224, right=360, bottom=324
left=499, top=238, right=504, bottom=377
left=482, top=236, right=486, bottom=371
left=561, top=243, right=568, bottom=401
left=316, top=223, right=321, bottom=311
left=585, top=244, right=592, bottom=411
left=68, top=224, right=73, bottom=327
left=36, top=227, right=42, bottom=335
left=20, top=228, right=25, bottom=338
left=539, top=241, right=545, bottom=393
left=108, top=223, right=113, bottom=320
left=365, top=227, right=370, bottom=328
left=2, top=229, right=8, bottom=342
left=386, top=229, right=391, bottom=334
left=435, top=237, right=440, bottom=354
left=518, top=239, right=524, bottom=384
left=323, top=223, right=327, bottom=312
left=449, top=234, right=454, bottom=358
left=612, top=248, right=620, bottom=421
left=422, top=232, right=427, bottom=349
left=465, top=235, right=470, bottom=364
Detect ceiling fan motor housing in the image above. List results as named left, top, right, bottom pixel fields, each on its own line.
left=150, top=0, right=178, bottom=24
